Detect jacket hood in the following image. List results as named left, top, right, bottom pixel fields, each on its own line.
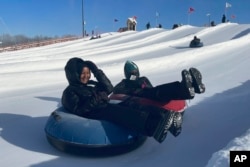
left=64, top=57, right=88, bottom=86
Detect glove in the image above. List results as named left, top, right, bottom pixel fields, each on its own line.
left=85, top=61, right=99, bottom=74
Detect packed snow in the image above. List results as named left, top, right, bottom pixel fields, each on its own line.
left=0, top=22, right=250, bottom=167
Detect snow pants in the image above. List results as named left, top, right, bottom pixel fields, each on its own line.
left=137, top=81, right=193, bottom=102
left=85, top=103, right=170, bottom=137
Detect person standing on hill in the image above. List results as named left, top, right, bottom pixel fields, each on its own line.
left=222, top=14, right=226, bottom=23
left=146, top=22, right=151, bottom=29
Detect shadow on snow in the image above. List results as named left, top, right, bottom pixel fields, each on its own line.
left=0, top=81, right=250, bottom=167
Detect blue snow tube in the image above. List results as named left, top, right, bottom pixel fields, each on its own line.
left=44, top=107, right=146, bottom=156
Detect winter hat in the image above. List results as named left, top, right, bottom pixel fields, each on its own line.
left=124, top=60, right=140, bottom=80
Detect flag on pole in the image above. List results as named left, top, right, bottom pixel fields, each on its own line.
left=187, top=7, right=195, bottom=25
left=226, top=2, right=232, bottom=8
left=231, top=15, right=236, bottom=19
left=156, top=11, right=160, bottom=17
left=188, top=7, right=195, bottom=13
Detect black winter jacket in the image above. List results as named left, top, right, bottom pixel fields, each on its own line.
left=113, top=76, right=153, bottom=96
left=61, top=58, right=113, bottom=117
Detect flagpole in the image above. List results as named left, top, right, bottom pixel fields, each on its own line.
left=225, top=6, right=227, bottom=18
left=113, top=21, right=114, bottom=32
left=187, top=8, right=194, bottom=25
left=82, top=0, right=85, bottom=38
left=155, top=12, right=159, bottom=27
left=225, top=1, right=227, bottom=16
left=206, top=14, right=210, bottom=27
left=156, top=17, right=158, bottom=27
left=225, top=2, right=232, bottom=20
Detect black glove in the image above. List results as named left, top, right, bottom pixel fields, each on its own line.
left=85, top=61, right=99, bottom=74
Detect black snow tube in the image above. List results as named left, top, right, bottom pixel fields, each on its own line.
left=189, top=41, right=204, bottom=48
left=44, top=107, right=146, bottom=156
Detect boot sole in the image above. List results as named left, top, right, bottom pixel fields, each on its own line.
left=182, top=70, right=195, bottom=97
left=153, top=111, right=175, bottom=143
left=169, top=112, right=183, bottom=137
left=189, top=68, right=205, bottom=93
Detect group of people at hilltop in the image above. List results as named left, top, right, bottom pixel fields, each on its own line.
left=146, top=22, right=162, bottom=29
left=144, top=13, right=230, bottom=30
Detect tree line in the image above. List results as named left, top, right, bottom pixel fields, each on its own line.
left=0, top=34, right=77, bottom=48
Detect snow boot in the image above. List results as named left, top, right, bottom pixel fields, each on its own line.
left=153, top=111, right=175, bottom=143
left=169, top=112, right=183, bottom=137
left=189, top=68, right=205, bottom=94
left=181, top=69, right=195, bottom=99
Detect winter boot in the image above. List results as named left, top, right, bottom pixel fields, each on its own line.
left=189, top=68, right=205, bottom=94
left=181, top=69, right=195, bottom=99
left=153, top=111, right=175, bottom=143
left=169, top=112, right=183, bottom=137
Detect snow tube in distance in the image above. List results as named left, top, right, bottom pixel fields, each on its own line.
left=189, top=41, right=204, bottom=48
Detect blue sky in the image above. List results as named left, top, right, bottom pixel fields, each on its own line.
left=0, top=0, right=249, bottom=37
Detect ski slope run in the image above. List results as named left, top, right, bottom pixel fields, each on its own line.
left=0, top=22, right=250, bottom=167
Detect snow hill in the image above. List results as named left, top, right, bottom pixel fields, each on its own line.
left=1, top=22, right=250, bottom=167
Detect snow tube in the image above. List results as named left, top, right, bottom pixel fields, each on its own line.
left=189, top=41, right=203, bottom=48
left=45, top=95, right=186, bottom=156
left=44, top=107, right=146, bottom=156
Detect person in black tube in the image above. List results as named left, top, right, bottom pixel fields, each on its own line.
left=61, top=57, right=182, bottom=143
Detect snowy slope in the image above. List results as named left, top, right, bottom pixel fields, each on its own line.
left=0, top=22, right=250, bottom=167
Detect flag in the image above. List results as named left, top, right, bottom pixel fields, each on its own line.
left=226, top=2, right=232, bottom=8
left=156, top=11, right=160, bottom=17
left=133, top=16, right=137, bottom=20
left=188, top=7, right=195, bottom=13
left=114, top=19, right=118, bottom=22
left=231, top=15, right=236, bottom=19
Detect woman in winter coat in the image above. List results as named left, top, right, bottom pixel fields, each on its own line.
left=61, top=57, right=175, bottom=143
left=113, top=60, right=206, bottom=137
